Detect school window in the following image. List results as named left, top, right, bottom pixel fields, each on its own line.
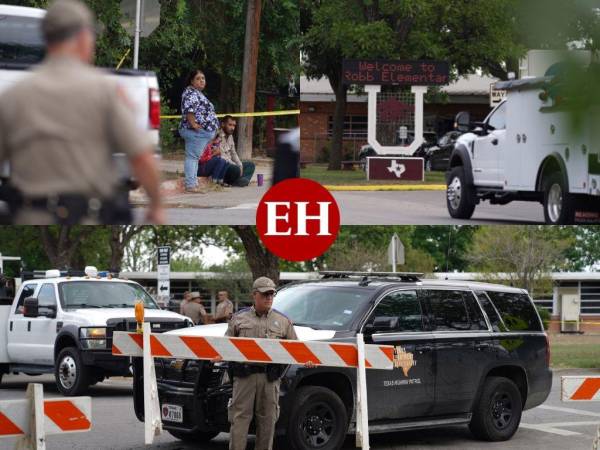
left=327, top=116, right=368, bottom=138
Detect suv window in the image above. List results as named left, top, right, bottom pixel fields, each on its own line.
left=424, top=290, right=482, bottom=331
left=485, top=291, right=542, bottom=331
left=38, top=283, right=57, bottom=308
left=368, top=290, right=423, bottom=332
left=475, top=291, right=505, bottom=332
left=464, top=292, right=489, bottom=330
left=0, top=15, right=45, bottom=64
left=487, top=101, right=506, bottom=130
left=15, top=283, right=36, bottom=314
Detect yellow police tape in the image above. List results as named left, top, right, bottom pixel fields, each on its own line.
left=324, top=184, right=447, bottom=191
left=547, top=320, right=600, bottom=326
left=160, top=109, right=300, bottom=120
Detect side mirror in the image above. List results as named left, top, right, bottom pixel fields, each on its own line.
left=455, top=112, right=471, bottom=133
left=41, top=304, right=57, bottom=319
left=364, top=316, right=399, bottom=334
left=23, top=297, right=39, bottom=318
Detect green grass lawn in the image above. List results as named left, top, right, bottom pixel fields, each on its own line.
left=550, top=334, right=600, bottom=368
left=301, top=163, right=446, bottom=185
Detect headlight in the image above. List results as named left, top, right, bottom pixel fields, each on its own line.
left=80, top=327, right=107, bottom=349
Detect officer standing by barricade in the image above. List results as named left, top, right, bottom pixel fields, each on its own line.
left=0, top=0, right=163, bottom=224
left=224, top=277, right=310, bottom=450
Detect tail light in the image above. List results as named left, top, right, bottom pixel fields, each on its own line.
left=149, top=88, right=161, bottom=130
left=545, top=334, right=551, bottom=367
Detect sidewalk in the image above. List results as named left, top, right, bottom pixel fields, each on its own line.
left=130, top=156, right=272, bottom=208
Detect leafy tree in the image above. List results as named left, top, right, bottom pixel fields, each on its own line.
left=301, top=0, right=522, bottom=169
left=467, top=226, right=574, bottom=297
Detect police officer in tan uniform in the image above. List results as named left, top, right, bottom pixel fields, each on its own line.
left=225, top=277, right=307, bottom=450
left=214, top=289, right=234, bottom=323
left=0, top=0, right=163, bottom=224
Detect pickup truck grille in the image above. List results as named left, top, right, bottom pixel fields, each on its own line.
left=156, top=359, right=225, bottom=387
left=106, top=318, right=189, bottom=350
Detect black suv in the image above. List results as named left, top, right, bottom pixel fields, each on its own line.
left=132, top=273, right=552, bottom=450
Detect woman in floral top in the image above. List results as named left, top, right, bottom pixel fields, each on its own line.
left=179, top=70, right=220, bottom=193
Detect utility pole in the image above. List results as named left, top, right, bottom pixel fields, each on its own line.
left=237, top=0, right=262, bottom=160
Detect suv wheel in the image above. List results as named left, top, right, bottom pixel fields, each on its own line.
left=55, top=347, right=91, bottom=396
left=287, top=386, right=348, bottom=450
left=447, top=166, right=476, bottom=219
left=167, top=429, right=219, bottom=443
left=470, top=376, right=523, bottom=441
left=543, top=171, right=575, bottom=224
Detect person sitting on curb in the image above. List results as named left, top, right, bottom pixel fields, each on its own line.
left=219, top=116, right=255, bottom=187
left=196, top=137, right=231, bottom=191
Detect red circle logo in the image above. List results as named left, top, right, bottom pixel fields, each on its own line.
left=256, top=179, right=341, bottom=261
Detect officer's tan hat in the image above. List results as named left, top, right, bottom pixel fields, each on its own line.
left=252, top=277, right=277, bottom=293
left=42, top=0, right=95, bottom=44
left=189, top=291, right=202, bottom=300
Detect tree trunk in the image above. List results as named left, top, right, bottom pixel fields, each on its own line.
left=38, top=226, right=93, bottom=269
left=237, top=0, right=262, bottom=160
left=328, top=69, right=348, bottom=171
left=231, top=226, right=280, bottom=284
left=109, top=226, right=143, bottom=273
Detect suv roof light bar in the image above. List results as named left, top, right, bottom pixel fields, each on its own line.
left=319, top=271, right=423, bottom=282
left=21, top=269, right=120, bottom=280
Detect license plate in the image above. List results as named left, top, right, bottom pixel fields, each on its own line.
left=161, top=404, right=183, bottom=423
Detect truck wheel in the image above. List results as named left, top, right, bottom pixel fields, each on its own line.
left=55, top=347, right=91, bottom=396
left=469, top=376, right=523, bottom=441
left=167, top=429, right=219, bottom=442
left=287, top=386, right=348, bottom=450
left=543, top=172, right=575, bottom=224
left=447, top=166, right=476, bottom=219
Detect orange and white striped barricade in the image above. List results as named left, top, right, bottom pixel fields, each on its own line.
left=561, top=376, right=600, bottom=450
left=112, top=328, right=395, bottom=448
left=0, top=383, right=91, bottom=450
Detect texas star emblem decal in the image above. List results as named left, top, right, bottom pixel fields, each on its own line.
left=387, top=160, right=407, bottom=178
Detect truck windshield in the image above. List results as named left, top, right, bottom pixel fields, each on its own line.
left=58, top=281, right=159, bottom=310
left=272, top=284, right=370, bottom=330
left=0, top=15, right=45, bottom=64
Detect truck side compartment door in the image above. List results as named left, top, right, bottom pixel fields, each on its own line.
left=421, top=289, right=492, bottom=416
left=6, top=283, right=38, bottom=364
left=364, top=289, right=435, bottom=420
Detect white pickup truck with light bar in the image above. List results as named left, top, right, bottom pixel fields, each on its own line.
left=0, top=266, right=191, bottom=396
left=0, top=4, right=161, bottom=186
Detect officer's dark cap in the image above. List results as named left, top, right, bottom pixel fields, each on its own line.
left=42, top=0, right=95, bottom=45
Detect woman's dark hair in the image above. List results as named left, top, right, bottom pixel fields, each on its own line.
left=186, top=69, right=204, bottom=86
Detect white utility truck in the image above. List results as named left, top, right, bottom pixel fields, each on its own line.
left=446, top=74, right=599, bottom=224
left=0, top=4, right=161, bottom=187
left=0, top=267, right=191, bottom=395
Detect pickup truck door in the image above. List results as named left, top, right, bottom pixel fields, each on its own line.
left=6, top=283, right=38, bottom=364
left=364, top=289, right=435, bottom=420
left=421, top=289, right=493, bottom=416
left=472, top=102, right=507, bottom=187
left=27, top=283, right=60, bottom=365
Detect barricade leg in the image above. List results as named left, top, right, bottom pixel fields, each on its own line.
left=15, top=383, right=45, bottom=450
left=355, top=333, right=369, bottom=449
left=143, top=322, right=162, bottom=444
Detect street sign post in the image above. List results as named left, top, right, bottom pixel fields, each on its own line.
left=387, top=234, right=405, bottom=272
left=156, top=246, right=170, bottom=307
left=120, top=0, right=160, bottom=68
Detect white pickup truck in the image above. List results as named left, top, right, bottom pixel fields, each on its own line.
left=0, top=267, right=191, bottom=396
left=0, top=4, right=161, bottom=184
left=446, top=74, right=600, bottom=224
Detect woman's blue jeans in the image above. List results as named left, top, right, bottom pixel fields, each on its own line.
left=179, top=127, right=216, bottom=189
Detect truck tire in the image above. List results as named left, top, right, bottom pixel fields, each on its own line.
left=55, top=347, right=91, bottom=396
left=469, top=376, right=523, bottom=441
left=447, top=166, right=476, bottom=219
left=287, top=386, right=348, bottom=450
left=543, top=171, right=575, bottom=224
left=167, top=429, right=219, bottom=443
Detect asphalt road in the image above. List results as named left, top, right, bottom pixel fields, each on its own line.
left=135, top=190, right=544, bottom=225
left=2, top=369, right=598, bottom=450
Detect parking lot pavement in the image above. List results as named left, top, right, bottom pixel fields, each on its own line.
left=1, top=369, right=598, bottom=449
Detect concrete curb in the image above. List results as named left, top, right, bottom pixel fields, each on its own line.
left=324, top=184, right=447, bottom=192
